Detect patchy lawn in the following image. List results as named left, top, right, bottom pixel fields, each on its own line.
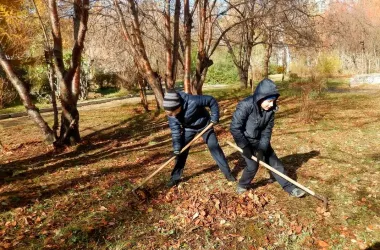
left=0, top=84, right=379, bottom=249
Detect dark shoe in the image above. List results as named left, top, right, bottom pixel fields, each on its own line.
left=236, top=185, right=248, bottom=194
left=226, top=174, right=237, bottom=182
left=290, top=188, right=306, bottom=198
left=166, top=179, right=180, bottom=188
left=268, top=172, right=275, bottom=183
left=267, top=177, right=275, bottom=184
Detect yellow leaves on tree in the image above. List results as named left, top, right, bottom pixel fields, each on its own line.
left=0, top=0, right=39, bottom=56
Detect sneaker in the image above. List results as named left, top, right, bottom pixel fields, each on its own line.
left=166, top=179, right=180, bottom=188
left=236, top=185, right=248, bottom=194
left=226, top=174, right=237, bottom=182
left=290, top=188, right=306, bottom=198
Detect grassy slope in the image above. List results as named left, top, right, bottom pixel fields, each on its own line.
left=0, top=83, right=379, bottom=249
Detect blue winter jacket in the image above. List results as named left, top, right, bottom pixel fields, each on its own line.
left=168, top=92, right=219, bottom=152
left=230, top=78, right=280, bottom=152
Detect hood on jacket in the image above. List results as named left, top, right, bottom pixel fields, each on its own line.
left=253, top=78, right=280, bottom=108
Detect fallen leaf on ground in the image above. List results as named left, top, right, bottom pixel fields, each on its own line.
left=318, top=240, right=329, bottom=247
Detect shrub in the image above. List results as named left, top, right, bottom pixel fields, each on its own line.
left=25, top=65, right=50, bottom=95
left=0, top=77, right=18, bottom=108
left=316, top=53, right=342, bottom=77
left=92, top=70, right=118, bottom=89
left=269, top=64, right=284, bottom=75
left=289, top=74, right=326, bottom=123
left=289, top=59, right=310, bottom=78
left=289, top=73, right=300, bottom=82
left=205, top=49, right=239, bottom=85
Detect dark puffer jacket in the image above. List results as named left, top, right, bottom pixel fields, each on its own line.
left=168, top=92, right=219, bottom=151
left=230, top=78, right=280, bottom=152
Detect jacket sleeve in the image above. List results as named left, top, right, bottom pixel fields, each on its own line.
left=230, top=100, right=251, bottom=149
left=258, top=113, right=274, bottom=151
left=195, top=95, right=219, bottom=122
left=168, top=116, right=182, bottom=152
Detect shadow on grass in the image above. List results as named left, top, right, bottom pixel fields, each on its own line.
left=281, top=150, right=320, bottom=180
left=0, top=113, right=169, bottom=175
left=365, top=242, right=380, bottom=250
left=175, top=149, right=320, bottom=191
left=0, top=150, right=169, bottom=212
left=0, top=113, right=174, bottom=210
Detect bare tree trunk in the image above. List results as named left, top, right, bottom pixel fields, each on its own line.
left=0, top=46, right=55, bottom=143
left=263, top=42, right=272, bottom=78
left=49, top=0, right=89, bottom=146
left=238, top=68, right=249, bottom=88
left=164, top=0, right=180, bottom=90
left=282, top=47, right=287, bottom=82
left=191, top=0, right=211, bottom=95
left=138, top=77, right=149, bottom=112
left=114, top=0, right=164, bottom=106
left=222, top=24, right=254, bottom=89
left=183, top=0, right=192, bottom=93
left=31, top=0, right=59, bottom=138
left=47, top=61, right=59, bottom=136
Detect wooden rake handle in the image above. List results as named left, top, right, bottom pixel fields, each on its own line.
left=132, top=122, right=214, bottom=191
left=226, top=141, right=328, bottom=205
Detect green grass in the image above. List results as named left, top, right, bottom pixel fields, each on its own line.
left=1, top=82, right=380, bottom=249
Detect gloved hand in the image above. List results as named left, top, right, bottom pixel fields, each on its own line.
left=242, top=146, right=252, bottom=159
left=254, top=149, right=264, bottom=163
left=211, top=120, right=218, bottom=125
left=172, top=150, right=181, bottom=157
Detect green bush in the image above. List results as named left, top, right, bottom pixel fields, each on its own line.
left=26, top=65, right=50, bottom=94
left=92, top=70, right=118, bottom=89
left=316, top=53, right=342, bottom=77
left=205, top=49, right=239, bottom=85
left=0, top=76, right=18, bottom=108
left=289, top=73, right=300, bottom=82
left=289, top=58, right=310, bottom=77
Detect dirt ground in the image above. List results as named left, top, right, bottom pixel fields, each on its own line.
left=0, top=85, right=379, bottom=249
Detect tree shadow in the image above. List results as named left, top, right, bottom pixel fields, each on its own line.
left=370, top=153, right=380, bottom=162
left=365, top=242, right=380, bottom=250
left=0, top=112, right=177, bottom=213
left=178, top=150, right=320, bottom=190
left=0, top=150, right=167, bottom=211
left=0, top=113, right=171, bottom=181
left=280, top=150, right=320, bottom=181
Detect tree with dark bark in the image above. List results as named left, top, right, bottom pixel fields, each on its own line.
left=113, top=0, right=164, bottom=108
left=222, top=0, right=319, bottom=86
left=0, top=45, right=55, bottom=143
left=48, top=0, right=90, bottom=146
left=220, top=0, right=269, bottom=88
left=189, top=0, right=247, bottom=94
left=30, top=0, right=59, bottom=137
left=0, top=0, right=56, bottom=143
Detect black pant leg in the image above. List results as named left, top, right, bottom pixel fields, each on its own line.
left=202, top=127, right=232, bottom=176
left=266, top=146, right=295, bottom=193
left=171, top=129, right=197, bottom=181
left=238, top=154, right=259, bottom=188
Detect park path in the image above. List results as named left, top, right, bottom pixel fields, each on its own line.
left=0, top=94, right=156, bottom=129
left=0, top=84, right=228, bottom=128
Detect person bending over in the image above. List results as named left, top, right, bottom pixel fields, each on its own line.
left=230, top=78, right=306, bottom=197
left=163, top=89, right=235, bottom=187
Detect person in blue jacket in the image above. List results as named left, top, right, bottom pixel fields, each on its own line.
left=230, top=78, right=306, bottom=197
left=163, top=89, right=236, bottom=187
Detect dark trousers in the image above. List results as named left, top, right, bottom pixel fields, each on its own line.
left=171, top=127, right=231, bottom=181
left=239, top=145, right=295, bottom=193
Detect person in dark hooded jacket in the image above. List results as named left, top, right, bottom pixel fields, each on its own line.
left=163, top=89, right=236, bottom=187
left=230, top=78, right=306, bottom=197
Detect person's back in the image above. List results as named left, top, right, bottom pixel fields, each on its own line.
left=172, top=92, right=215, bottom=129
